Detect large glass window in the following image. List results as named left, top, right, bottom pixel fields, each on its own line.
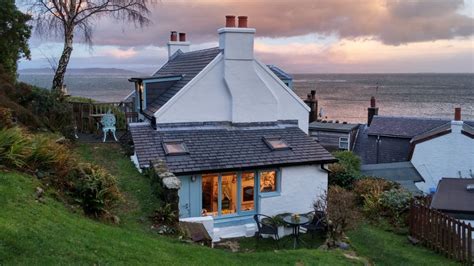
left=260, top=170, right=277, bottom=193
left=241, top=172, right=255, bottom=212
left=221, top=173, right=237, bottom=215
left=201, top=174, right=218, bottom=216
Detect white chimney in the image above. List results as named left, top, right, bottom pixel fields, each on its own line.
left=167, top=31, right=190, bottom=59
left=218, top=16, right=255, bottom=60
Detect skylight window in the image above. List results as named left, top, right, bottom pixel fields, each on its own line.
left=162, top=140, right=188, bottom=155
left=263, top=136, right=290, bottom=151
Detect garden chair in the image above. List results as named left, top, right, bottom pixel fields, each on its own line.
left=301, top=211, right=327, bottom=242
left=253, top=214, right=279, bottom=248
left=100, top=111, right=118, bottom=142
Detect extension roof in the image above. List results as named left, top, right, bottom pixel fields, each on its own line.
left=129, top=121, right=336, bottom=174
left=431, top=178, right=474, bottom=215
left=309, top=121, right=360, bottom=133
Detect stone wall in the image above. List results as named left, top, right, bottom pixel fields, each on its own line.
left=149, top=160, right=181, bottom=221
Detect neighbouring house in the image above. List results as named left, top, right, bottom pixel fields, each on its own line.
left=409, top=108, right=474, bottom=193
left=127, top=15, right=335, bottom=240
left=353, top=98, right=474, bottom=194
left=309, top=121, right=360, bottom=152
left=360, top=161, right=424, bottom=195
left=430, top=178, right=474, bottom=231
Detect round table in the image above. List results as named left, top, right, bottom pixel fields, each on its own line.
left=283, top=215, right=309, bottom=249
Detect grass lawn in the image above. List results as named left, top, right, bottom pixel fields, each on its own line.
left=0, top=143, right=357, bottom=265
left=348, top=223, right=460, bottom=265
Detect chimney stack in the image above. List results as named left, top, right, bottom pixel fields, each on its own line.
left=219, top=15, right=255, bottom=60
left=167, top=31, right=190, bottom=59
left=454, top=107, right=461, bottom=121
left=304, top=90, right=318, bottom=123
left=367, top=96, right=379, bottom=126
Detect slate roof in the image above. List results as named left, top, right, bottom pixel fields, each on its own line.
left=267, top=65, right=292, bottom=80
left=361, top=162, right=424, bottom=194
left=144, top=48, right=222, bottom=116
left=130, top=122, right=336, bottom=174
left=309, top=121, right=359, bottom=133
left=367, top=116, right=451, bottom=138
left=431, top=178, right=474, bottom=214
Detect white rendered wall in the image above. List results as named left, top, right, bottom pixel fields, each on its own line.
left=260, top=165, right=328, bottom=216
left=412, top=122, right=474, bottom=194
left=154, top=55, right=310, bottom=132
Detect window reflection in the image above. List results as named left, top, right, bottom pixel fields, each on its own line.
left=260, top=170, right=277, bottom=192
left=241, top=172, right=255, bottom=211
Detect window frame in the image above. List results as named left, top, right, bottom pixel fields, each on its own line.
left=338, top=137, right=349, bottom=150
left=258, top=169, right=281, bottom=198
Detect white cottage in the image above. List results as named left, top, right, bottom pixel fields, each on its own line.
left=128, top=16, right=335, bottom=240
left=410, top=108, right=474, bottom=194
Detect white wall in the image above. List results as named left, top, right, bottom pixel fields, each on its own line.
left=413, top=121, right=474, bottom=193
left=260, top=164, right=328, bottom=216
left=154, top=55, right=310, bottom=133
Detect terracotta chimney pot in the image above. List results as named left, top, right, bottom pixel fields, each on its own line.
left=454, top=107, right=461, bottom=121
left=238, top=16, right=248, bottom=28
left=179, top=33, right=186, bottom=42
left=225, top=15, right=236, bottom=27
left=170, top=31, right=177, bottom=42
left=370, top=96, right=376, bottom=108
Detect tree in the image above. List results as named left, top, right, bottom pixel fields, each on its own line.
left=0, top=1, right=32, bottom=81
left=25, top=0, right=153, bottom=92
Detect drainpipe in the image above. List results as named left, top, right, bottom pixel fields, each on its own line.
left=376, top=135, right=381, bottom=164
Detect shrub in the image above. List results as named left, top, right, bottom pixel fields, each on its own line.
left=0, top=107, right=13, bottom=129
left=328, top=151, right=361, bottom=188
left=150, top=203, right=178, bottom=234
left=316, top=186, right=360, bottom=248
left=70, top=163, right=121, bottom=217
left=353, top=178, right=397, bottom=220
left=380, top=188, right=413, bottom=227
left=0, top=127, right=30, bottom=168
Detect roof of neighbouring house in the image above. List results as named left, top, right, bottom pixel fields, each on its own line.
left=360, top=161, right=424, bottom=194
left=309, top=121, right=360, bottom=133
left=137, top=48, right=295, bottom=117
left=367, top=116, right=451, bottom=138
left=129, top=121, right=336, bottom=174
left=266, top=65, right=292, bottom=80
left=431, top=178, right=474, bottom=214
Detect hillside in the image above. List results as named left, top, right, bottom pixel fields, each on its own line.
left=0, top=144, right=356, bottom=265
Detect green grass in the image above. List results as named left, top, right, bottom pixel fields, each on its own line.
left=348, top=223, right=460, bottom=265
left=0, top=144, right=357, bottom=265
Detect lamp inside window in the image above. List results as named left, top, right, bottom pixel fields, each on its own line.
left=162, top=140, right=188, bottom=155
left=263, top=136, right=290, bottom=151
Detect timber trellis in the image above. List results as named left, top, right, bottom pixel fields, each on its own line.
left=409, top=201, right=473, bottom=265
left=70, top=101, right=138, bottom=133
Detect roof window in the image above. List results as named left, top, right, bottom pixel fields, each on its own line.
left=162, top=140, right=188, bottom=155
left=263, top=136, right=290, bottom=151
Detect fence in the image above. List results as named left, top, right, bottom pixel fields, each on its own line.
left=70, top=101, right=138, bottom=133
left=409, top=201, right=473, bottom=264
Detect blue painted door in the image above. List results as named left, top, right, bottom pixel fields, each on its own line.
left=178, top=176, right=191, bottom=218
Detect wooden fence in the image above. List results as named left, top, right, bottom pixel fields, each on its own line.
left=409, top=201, right=473, bottom=264
left=70, top=101, right=138, bottom=133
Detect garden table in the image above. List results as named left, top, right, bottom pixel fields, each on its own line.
left=283, top=214, right=309, bottom=249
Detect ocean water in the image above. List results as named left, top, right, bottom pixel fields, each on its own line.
left=18, top=73, right=474, bottom=123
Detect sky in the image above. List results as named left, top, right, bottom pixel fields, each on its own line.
left=19, top=0, right=474, bottom=74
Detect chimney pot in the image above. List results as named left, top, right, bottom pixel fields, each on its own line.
left=311, top=90, right=316, bottom=99
left=454, top=107, right=461, bottom=121
left=238, top=16, right=248, bottom=28
left=170, top=31, right=177, bottom=42
left=225, top=15, right=236, bottom=27
left=370, top=96, right=376, bottom=108
left=179, top=33, right=186, bottom=42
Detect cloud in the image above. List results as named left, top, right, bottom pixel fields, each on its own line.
left=66, top=0, right=474, bottom=47
left=100, top=47, right=138, bottom=59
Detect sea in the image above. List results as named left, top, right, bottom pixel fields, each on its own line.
left=18, top=72, right=474, bottom=124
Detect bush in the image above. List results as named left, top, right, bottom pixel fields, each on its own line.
left=328, top=151, right=362, bottom=188
left=0, top=107, right=14, bottom=129
left=380, top=189, right=413, bottom=227
left=70, top=163, right=121, bottom=217
left=0, top=127, right=30, bottom=168
left=353, top=178, right=397, bottom=220
left=316, top=186, right=360, bottom=248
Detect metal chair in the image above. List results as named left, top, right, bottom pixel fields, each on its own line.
left=253, top=214, right=280, bottom=248
left=301, top=211, right=327, bottom=241
left=100, top=111, right=118, bottom=142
